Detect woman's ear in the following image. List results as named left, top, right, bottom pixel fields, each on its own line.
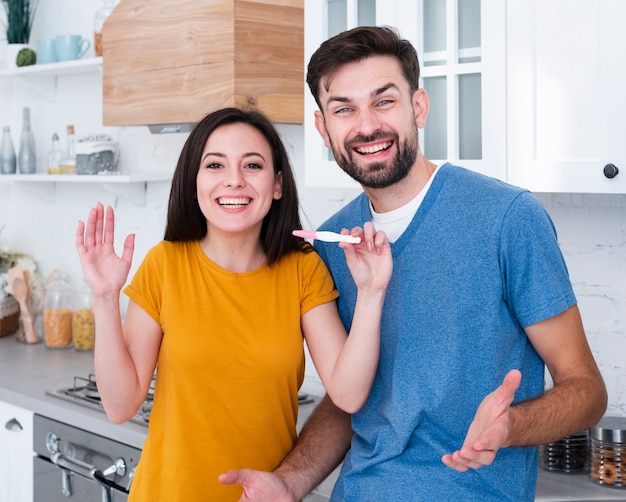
left=274, top=171, right=283, bottom=200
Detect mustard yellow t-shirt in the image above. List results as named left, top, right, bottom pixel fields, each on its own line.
left=124, top=240, right=338, bottom=501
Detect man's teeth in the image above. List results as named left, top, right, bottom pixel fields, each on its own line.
left=356, top=141, right=392, bottom=154
left=219, top=197, right=250, bottom=208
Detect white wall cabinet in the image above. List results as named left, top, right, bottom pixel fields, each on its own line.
left=304, top=0, right=507, bottom=187
left=507, top=0, right=626, bottom=193
left=0, top=401, right=33, bottom=502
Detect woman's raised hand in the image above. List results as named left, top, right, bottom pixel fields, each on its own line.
left=75, top=202, right=135, bottom=298
left=339, top=221, right=392, bottom=292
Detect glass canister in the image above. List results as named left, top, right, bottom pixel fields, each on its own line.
left=540, top=428, right=590, bottom=473
left=94, top=0, right=117, bottom=56
left=72, top=283, right=95, bottom=351
left=43, top=271, right=73, bottom=349
left=590, top=416, right=626, bottom=488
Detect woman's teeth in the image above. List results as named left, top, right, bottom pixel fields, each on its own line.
left=218, top=197, right=250, bottom=209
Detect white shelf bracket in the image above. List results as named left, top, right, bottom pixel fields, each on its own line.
left=101, top=181, right=147, bottom=206
left=13, top=181, right=56, bottom=202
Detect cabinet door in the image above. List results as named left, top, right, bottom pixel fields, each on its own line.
left=507, top=0, right=626, bottom=193
left=304, top=0, right=506, bottom=187
left=0, top=402, right=33, bottom=502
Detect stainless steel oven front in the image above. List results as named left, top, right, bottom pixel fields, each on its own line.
left=33, top=414, right=141, bottom=502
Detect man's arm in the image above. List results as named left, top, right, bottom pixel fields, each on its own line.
left=219, top=394, right=352, bottom=501
left=442, top=305, right=607, bottom=471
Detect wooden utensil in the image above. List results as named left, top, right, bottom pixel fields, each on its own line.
left=8, top=266, right=38, bottom=343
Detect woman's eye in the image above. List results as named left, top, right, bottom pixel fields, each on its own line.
left=246, top=162, right=263, bottom=170
left=205, top=162, right=222, bottom=170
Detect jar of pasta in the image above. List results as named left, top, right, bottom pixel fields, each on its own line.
left=73, top=283, right=95, bottom=351
left=43, top=271, right=73, bottom=349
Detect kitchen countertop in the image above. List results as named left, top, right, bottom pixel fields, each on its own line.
left=1, top=336, right=624, bottom=501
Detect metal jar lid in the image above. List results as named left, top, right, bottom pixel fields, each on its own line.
left=590, top=416, right=626, bottom=443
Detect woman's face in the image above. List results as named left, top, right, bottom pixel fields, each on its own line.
left=196, top=122, right=282, bottom=237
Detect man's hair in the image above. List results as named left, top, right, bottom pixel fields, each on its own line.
left=306, top=25, right=421, bottom=109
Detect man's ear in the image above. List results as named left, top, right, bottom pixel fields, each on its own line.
left=314, top=110, right=332, bottom=148
left=413, top=88, right=430, bottom=129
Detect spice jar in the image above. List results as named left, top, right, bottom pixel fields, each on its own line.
left=43, top=271, right=73, bottom=349
left=72, top=283, right=94, bottom=351
left=590, top=416, right=626, bottom=488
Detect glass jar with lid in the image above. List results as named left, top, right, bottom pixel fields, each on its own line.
left=43, top=271, right=73, bottom=349
left=590, top=416, right=626, bottom=488
left=72, top=283, right=95, bottom=351
left=94, top=0, right=118, bottom=57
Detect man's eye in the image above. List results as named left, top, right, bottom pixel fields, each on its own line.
left=335, top=107, right=352, bottom=114
left=377, top=99, right=393, bottom=107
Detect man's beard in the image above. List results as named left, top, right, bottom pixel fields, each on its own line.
left=331, top=130, right=419, bottom=189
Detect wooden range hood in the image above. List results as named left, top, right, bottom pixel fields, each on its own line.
left=102, top=0, right=304, bottom=131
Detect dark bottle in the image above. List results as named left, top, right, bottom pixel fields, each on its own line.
left=18, top=107, right=36, bottom=174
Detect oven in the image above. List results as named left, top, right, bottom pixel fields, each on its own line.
left=33, top=414, right=142, bottom=501
left=34, top=373, right=151, bottom=501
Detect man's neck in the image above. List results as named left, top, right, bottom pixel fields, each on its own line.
left=365, top=156, right=438, bottom=213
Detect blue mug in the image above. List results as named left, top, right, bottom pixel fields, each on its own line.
left=54, top=35, right=90, bottom=62
left=36, top=38, right=57, bottom=64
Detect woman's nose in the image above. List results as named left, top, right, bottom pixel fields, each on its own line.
left=224, top=168, right=245, bottom=187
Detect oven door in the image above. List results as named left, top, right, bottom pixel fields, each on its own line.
left=34, top=456, right=128, bottom=502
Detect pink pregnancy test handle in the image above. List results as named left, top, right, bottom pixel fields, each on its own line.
left=292, top=230, right=361, bottom=244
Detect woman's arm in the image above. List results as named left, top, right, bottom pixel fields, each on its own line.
left=303, top=222, right=392, bottom=413
left=76, top=203, right=161, bottom=423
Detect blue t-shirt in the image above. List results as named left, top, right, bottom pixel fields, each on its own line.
left=316, top=164, right=576, bottom=501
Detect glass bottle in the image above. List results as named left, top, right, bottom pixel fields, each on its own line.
left=72, top=283, right=95, bottom=351
left=43, top=271, right=73, bottom=349
left=47, top=133, right=64, bottom=174
left=18, top=107, right=36, bottom=174
left=59, top=125, right=76, bottom=174
left=0, top=126, right=17, bottom=174
left=94, top=0, right=117, bottom=57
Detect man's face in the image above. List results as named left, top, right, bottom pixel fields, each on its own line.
left=314, top=55, right=422, bottom=189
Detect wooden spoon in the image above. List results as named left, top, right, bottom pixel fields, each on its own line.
left=8, top=267, right=37, bottom=343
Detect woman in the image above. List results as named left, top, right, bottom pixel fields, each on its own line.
left=75, top=107, right=391, bottom=501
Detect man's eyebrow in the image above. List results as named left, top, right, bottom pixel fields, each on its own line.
left=326, top=83, right=400, bottom=106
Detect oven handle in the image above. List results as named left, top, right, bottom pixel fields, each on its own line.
left=51, top=452, right=127, bottom=502
left=51, top=452, right=127, bottom=480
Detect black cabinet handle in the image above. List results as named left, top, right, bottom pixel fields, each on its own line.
left=603, top=163, right=619, bottom=179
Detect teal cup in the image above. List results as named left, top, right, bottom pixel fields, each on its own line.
left=54, top=35, right=91, bottom=62
left=36, top=38, right=57, bottom=64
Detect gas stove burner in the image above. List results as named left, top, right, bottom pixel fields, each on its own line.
left=76, top=374, right=101, bottom=400
left=46, top=372, right=156, bottom=427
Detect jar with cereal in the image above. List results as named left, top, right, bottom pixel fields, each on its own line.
left=43, top=271, right=73, bottom=349
left=73, top=283, right=94, bottom=351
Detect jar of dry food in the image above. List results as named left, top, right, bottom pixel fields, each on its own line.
left=540, top=428, right=590, bottom=473
left=72, top=283, right=94, bottom=351
left=43, top=272, right=73, bottom=349
left=590, top=416, right=626, bottom=489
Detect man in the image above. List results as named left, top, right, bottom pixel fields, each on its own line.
left=220, top=26, right=607, bottom=501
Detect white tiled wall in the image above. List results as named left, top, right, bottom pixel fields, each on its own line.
left=0, top=0, right=624, bottom=417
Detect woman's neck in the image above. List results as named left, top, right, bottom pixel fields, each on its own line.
left=199, top=231, right=267, bottom=273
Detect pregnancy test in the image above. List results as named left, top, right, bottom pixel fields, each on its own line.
left=292, top=230, right=361, bottom=244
